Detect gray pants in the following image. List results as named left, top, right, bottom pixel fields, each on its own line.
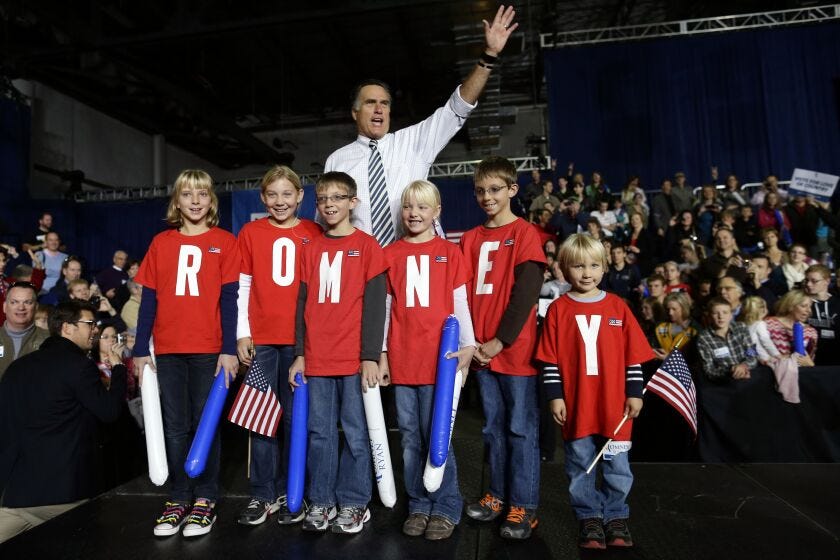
left=0, top=499, right=87, bottom=543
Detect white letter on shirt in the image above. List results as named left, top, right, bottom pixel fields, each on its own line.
left=406, top=255, right=430, bottom=308
left=272, top=237, right=295, bottom=287
left=318, top=251, right=343, bottom=303
left=575, top=314, right=601, bottom=375
left=476, top=241, right=500, bottom=295
left=175, top=245, right=202, bottom=296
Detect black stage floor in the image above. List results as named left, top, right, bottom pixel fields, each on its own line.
left=3, top=407, right=839, bottom=559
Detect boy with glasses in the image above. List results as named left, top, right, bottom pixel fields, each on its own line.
left=803, top=264, right=839, bottom=365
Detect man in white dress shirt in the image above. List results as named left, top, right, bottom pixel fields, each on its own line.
left=324, top=5, right=519, bottom=242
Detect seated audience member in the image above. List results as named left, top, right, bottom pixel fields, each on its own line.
left=626, top=212, right=655, bottom=276
left=698, top=227, right=747, bottom=285
left=717, top=276, right=744, bottom=319
left=604, top=244, right=641, bottom=301
left=67, top=279, right=126, bottom=333
left=42, top=255, right=83, bottom=306
left=540, top=260, right=571, bottom=300
left=529, top=180, right=562, bottom=214
left=744, top=254, right=784, bottom=311
left=741, top=296, right=781, bottom=365
left=550, top=199, right=589, bottom=242
left=663, top=260, right=691, bottom=295
left=34, top=304, right=52, bottom=331
left=584, top=217, right=607, bottom=242
left=720, top=174, right=747, bottom=208
left=757, top=191, right=790, bottom=235
left=784, top=196, right=821, bottom=251
left=733, top=205, right=759, bottom=253
left=627, top=191, right=650, bottom=227
left=781, top=244, right=811, bottom=290
left=95, top=250, right=129, bottom=303
left=611, top=197, right=629, bottom=240
left=694, top=184, right=722, bottom=245
left=646, top=273, right=667, bottom=306
left=120, top=281, right=142, bottom=331
left=0, top=300, right=125, bottom=543
left=677, top=241, right=704, bottom=276
left=671, top=171, right=695, bottom=213
left=654, top=292, right=699, bottom=360
left=619, top=175, right=645, bottom=207
left=93, top=325, right=135, bottom=399
left=764, top=290, right=818, bottom=367
left=651, top=178, right=677, bottom=237
left=566, top=180, right=585, bottom=206
left=803, top=264, right=839, bottom=366
left=750, top=174, right=788, bottom=207
left=589, top=196, right=618, bottom=238
left=697, top=298, right=758, bottom=381
left=665, top=210, right=699, bottom=258
left=583, top=170, right=610, bottom=209
left=0, top=282, right=49, bottom=380
left=21, top=212, right=53, bottom=253
left=111, top=258, right=141, bottom=312
left=531, top=209, right=556, bottom=245
left=639, top=296, right=665, bottom=346
left=543, top=238, right=557, bottom=257
left=760, top=228, right=786, bottom=268
left=34, top=232, right=67, bottom=294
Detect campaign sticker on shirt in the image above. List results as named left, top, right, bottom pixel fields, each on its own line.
left=0, top=345, right=4, bottom=358
left=208, top=246, right=221, bottom=254
left=713, top=346, right=731, bottom=358
left=348, top=250, right=360, bottom=257
left=608, top=318, right=623, bottom=327
left=821, top=329, right=835, bottom=339
left=435, top=255, right=447, bottom=263
left=504, top=239, right=515, bottom=246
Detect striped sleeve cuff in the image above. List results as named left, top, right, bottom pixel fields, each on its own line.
left=625, top=363, right=644, bottom=398
left=541, top=364, right=564, bottom=401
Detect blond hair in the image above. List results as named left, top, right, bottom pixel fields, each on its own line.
left=663, top=292, right=691, bottom=322
left=166, top=170, right=219, bottom=228
left=401, top=180, right=441, bottom=208
left=260, top=165, right=302, bottom=194
left=557, top=233, right=608, bottom=277
left=740, top=296, right=768, bottom=325
left=774, top=289, right=811, bottom=317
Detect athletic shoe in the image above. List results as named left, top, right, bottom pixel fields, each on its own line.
left=237, top=498, right=280, bottom=526
left=464, top=493, right=505, bottom=521
left=277, top=495, right=307, bottom=525
left=182, top=499, right=216, bottom=537
left=499, top=507, right=538, bottom=540
left=424, top=515, right=456, bottom=541
left=330, top=506, right=371, bottom=534
left=402, top=512, right=429, bottom=537
left=153, top=501, right=190, bottom=537
left=302, top=504, right=337, bottom=532
left=604, top=518, right=634, bottom=547
left=579, top=517, right=606, bottom=549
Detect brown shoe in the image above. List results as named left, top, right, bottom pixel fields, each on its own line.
left=425, top=515, right=456, bottom=540
left=402, top=512, right=429, bottom=537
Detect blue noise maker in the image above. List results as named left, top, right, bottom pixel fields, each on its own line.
left=141, top=364, right=168, bottom=486
left=287, top=372, right=308, bottom=514
left=793, top=321, right=806, bottom=355
left=184, top=369, right=230, bottom=478
left=429, top=315, right=460, bottom=468
left=362, top=384, right=397, bottom=508
left=423, top=369, right=463, bottom=493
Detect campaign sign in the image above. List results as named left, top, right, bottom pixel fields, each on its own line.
left=789, top=168, right=838, bottom=202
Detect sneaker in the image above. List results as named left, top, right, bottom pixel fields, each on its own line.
left=465, top=493, right=505, bottom=521
left=579, top=517, right=606, bottom=549
left=500, top=507, right=538, bottom=540
left=237, top=498, right=279, bottom=526
left=402, top=512, right=429, bottom=537
left=153, top=501, right=190, bottom=537
left=182, top=499, right=216, bottom=537
left=330, top=506, right=371, bottom=534
left=604, top=518, right=633, bottom=547
left=277, top=495, right=307, bottom=525
left=302, top=504, right=337, bottom=532
left=425, top=515, right=456, bottom=541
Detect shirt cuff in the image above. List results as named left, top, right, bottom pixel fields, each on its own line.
left=452, top=86, right=478, bottom=118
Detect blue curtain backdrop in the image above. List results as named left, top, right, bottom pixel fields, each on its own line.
left=544, top=22, right=840, bottom=188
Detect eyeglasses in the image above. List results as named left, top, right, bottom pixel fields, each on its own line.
left=9, top=281, right=36, bottom=290
left=804, top=277, right=826, bottom=284
left=315, top=194, right=351, bottom=205
left=474, top=186, right=509, bottom=197
left=74, top=319, right=97, bottom=327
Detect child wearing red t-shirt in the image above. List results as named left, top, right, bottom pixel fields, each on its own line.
left=460, top=157, right=546, bottom=540
left=235, top=166, right=322, bottom=527
left=133, top=170, right=241, bottom=538
left=535, top=234, right=654, bottom=549
left=288, top=172, right=387, bottom=535
left=379, top=180, right=475, bottom=540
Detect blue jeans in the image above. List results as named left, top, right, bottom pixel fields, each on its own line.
left=306, top=375, right=371, bottom=508
left=395, top=385, right=462, bottom=524
left=156, top=353, right=220, bottom=503
left=249, top=345, right=295, bottom=502
left=564, top=435, right=632, bottom=522
left=475, top=369, right=540, bottom=509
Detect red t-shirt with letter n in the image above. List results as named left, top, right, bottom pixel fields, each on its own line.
left=238, top=218, right=322, bottom=345
left=135, top=227, right=241, bottom=355
left=535, top=291, right=655, bottom=441
left=299, top=229, right=387, bottom=376
left=384, top=236, right=470, bottom=385
left=460, top=218, right=547, bottom=376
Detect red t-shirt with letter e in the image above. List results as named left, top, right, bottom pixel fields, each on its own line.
left=136, top=227, right=240, bottom=355
left=460, top=218, right=546, bottom=376
left=238, top=218, right=322, bottom=345
left=535, top=291, right=654, bottom=440
left=299, top=229, right=387, bottom=376
left=384, top=236, right=470, bottom=385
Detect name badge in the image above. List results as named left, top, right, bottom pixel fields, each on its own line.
left=821, top=329, right=835, bottom=339
left=0, top=345, right=4, bottom=358
left=713, top=346, right=731, bottom=358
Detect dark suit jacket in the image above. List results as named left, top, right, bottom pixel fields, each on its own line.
left=0, top=336, right=126, bottom=507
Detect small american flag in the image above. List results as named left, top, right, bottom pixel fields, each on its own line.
left=348, top=250, right=360, bottom=257
left=228, top=358, right=283, bottom=437
left=504, top=239, right=515, bottom=246
left=435, top=255, right=447, bottom=263
left=208, top=246, right=221, bottom=254
left=609, top=318, right=623, bottom=326
left=645, top=349, right=697, bottom=436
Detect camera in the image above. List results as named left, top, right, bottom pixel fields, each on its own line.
left=117, top=333, right=126, bottom=345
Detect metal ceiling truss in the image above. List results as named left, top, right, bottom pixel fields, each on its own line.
left=540, top=4, right=840, bottom=48
left=72, top=156, right=550, bottom=203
